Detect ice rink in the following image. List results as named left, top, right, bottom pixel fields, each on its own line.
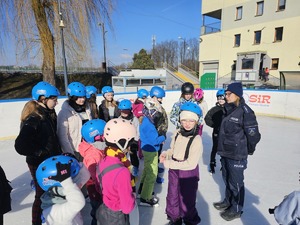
left=1, top=115, right=300, bottom=225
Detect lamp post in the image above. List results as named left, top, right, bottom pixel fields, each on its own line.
left=58, top=0, right=68, bottom=95
left=178, top=36, right=187, bottom=65
left=99, top=23, right=107, bottom=73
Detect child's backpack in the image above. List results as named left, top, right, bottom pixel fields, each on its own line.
left=0, top=165, right=13, bottom=214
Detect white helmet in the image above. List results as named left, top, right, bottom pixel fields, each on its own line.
left=104, top=118, right=137, bottom=151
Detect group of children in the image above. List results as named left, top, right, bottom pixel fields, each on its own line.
left=11, top=80, right=298, bottom=225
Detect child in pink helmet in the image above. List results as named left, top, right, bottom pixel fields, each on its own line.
left=193, top=88, right=208, bottom=136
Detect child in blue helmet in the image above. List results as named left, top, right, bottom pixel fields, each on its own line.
left=160, top=102, right=203, bottom=225
left=132, top=89, right=149, bottom=120
left=98, top=86, right=120, bottom=122
left=86, top=85, right=99, bottom=119
left=36, top=155, right=90, bottom=225
left=78, top=119, right=106, bottom=225
left=132, top=89, right=149, bottom=159
left=57, top=82, right=92, bottom=161
left=15, top=81, right=62, bottom=225
left=118, top=99, right=140, bottom=178
left=138, top=98, right=166, bottom=206
left=204, top=89, right=226, bottom=174
left=149, top=86, right=168, bottom=183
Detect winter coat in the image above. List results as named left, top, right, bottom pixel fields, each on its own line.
left=0, top=166, right=12, bottom=214
left=97, top=156, right=135, bottom=214
left=204, top=103, right=224, bottom=135
left=98, top=100, right=120, bottom=122
left=41, top=178, right=85, bottom=225
left=15, top=106, right=62, bottom=166
left=170, top=97, right=196, bottom=128
left=140, top=117, right=166, bottom=152
left=156, top=106, right=168, bottom=137
left=57, top=100, right=92, bottom=154
left=274, top=191, right=300, bottom=225
left=196, top=99, right=208, bottom=125
left=217, top=98, right=261, bottom=160
left=132, top=99, right=144, bottom=118
left=78, top=140, right=104, bottom=195
left=163, top=131, right=202, bottom=171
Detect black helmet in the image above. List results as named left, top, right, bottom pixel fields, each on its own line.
left=181, top=82, right=194, bottom=94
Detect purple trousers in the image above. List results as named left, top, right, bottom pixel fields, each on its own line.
left=166, top=166, right=201, bottom=225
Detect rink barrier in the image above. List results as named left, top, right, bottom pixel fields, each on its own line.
left=0, top=89, right=299, bottom=140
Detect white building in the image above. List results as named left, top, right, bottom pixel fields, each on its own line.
left=112, top=69, right=166, bottom=93
left=199, top=0, right=300, bottom=88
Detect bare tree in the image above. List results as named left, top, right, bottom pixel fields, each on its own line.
left=0, top=0, right=115, bottom=85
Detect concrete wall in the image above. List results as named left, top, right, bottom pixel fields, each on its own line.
left=1, top=90, right=300, bottom=139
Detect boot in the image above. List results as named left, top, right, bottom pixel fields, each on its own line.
left=220, top=209, right=242, bottom=221
left=168, top=218, right=182, bottom=225
left=213, top=200, right=230, bottom=211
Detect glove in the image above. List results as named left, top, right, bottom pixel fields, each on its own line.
left=210, top=161, right=216, bottom=174
left=49, top=162, right=71, bottom=182
left=268, top=208, right=275, bottom=214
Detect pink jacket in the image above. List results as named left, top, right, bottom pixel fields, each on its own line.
left=97, top=156, right=135, bottom=214
left=132, top=100, right=144, bottom=118
left=78, top=140, right=104, bottom=193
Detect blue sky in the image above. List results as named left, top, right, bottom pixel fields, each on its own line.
left=1, top=0, right=202, bottom=66
left=103, top=0, right=202, bottom=65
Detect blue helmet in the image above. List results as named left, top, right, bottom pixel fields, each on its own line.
left=67, top=82, right=86, bottom=97
left=101, top=86, right=114, bottom=95
left=81, top=119, right=106, bottom=143
left=137, top=89, right=149, bottom=98
left=216, top=89, right=225, bottom=97
left=36, top=155, right=80, bottom=191
left=118, top=99, right=132, bottom=110
left=150, top=86, right=165, bottom=98
left=86, top=86, right=98, bottom=98
left=180, top=102, right=202, bottom=117
left=32, top=81, right=60, bottom=100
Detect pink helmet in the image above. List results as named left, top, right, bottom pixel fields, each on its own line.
left=104, top=118, right=137, bottom=151
left=194, top=88, right=204, bottom=101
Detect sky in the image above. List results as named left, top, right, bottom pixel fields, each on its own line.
left=102, top=0, right=202, bottom=65
left=0, top=0, right=202, bottom=67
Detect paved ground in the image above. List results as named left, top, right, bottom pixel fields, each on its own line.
left=1, top=115, right=300, bottom=225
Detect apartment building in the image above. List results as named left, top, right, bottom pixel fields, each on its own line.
left=199, top=0, right=300, bottom=87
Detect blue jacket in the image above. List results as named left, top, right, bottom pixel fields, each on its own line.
left=217, top=98, right=261, bottom=160
left=140, top=117, right=166, bottom=152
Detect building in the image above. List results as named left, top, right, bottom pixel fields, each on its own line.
left=199, top=0, right=300, bottom=88
left=112, top=69, right=166, bottom=93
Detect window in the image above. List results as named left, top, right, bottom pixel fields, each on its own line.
left=256, top=1, right=264, bottom=16
left=278, top=0, right=286, bottom=11
left=254, top=30, right=261, bottom=44
left=234, top=34, right=241, bottom=47
left=271, top=58, right=279, bottom=69
left=236, top=6, right=243, bottom=20
left=274, top=27, right=283, bottom=42
left=242, top=58, right=254, bottom=69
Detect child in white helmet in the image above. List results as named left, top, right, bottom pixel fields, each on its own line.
left=96, top=118, right=137, bottom=225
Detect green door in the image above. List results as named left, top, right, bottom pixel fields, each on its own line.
left=200, top=72, right=216, bottom=88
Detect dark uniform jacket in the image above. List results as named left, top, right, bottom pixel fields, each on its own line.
left=15, top=106, right=62, bottom=166
left=217, top=98, right=261, bottom=160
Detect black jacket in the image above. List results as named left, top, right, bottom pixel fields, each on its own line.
left=217, top=98, right=261, bottom=160
left=15, top=106, right=62, bottom=166
left=98, top=100, right=120, bottom=122
left=204, top=103, right=224, bottom=135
